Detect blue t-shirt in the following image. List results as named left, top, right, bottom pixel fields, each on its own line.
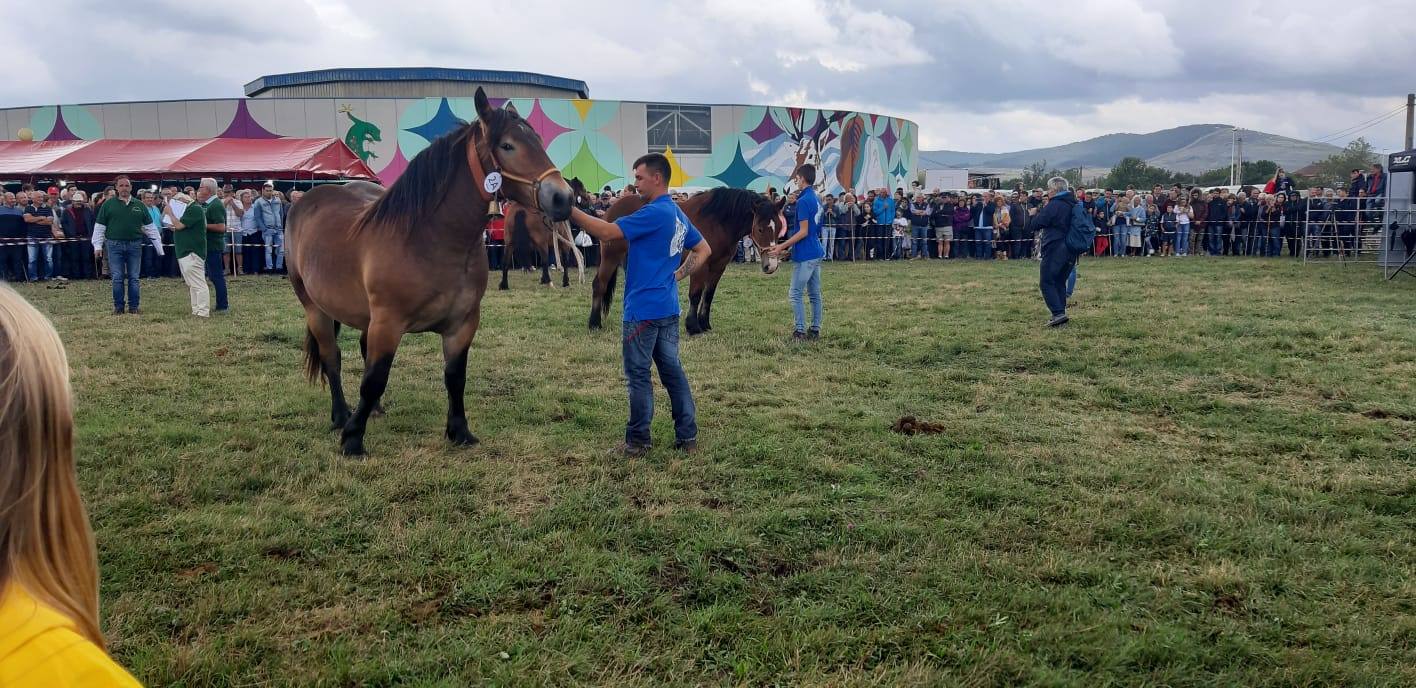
left=615, top=194, right=703, bottom=322
left=791, top=187, right=824, bottom=262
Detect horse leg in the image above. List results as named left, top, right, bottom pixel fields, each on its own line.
left=684, top=270, right=707, bottom=335
left=358, top=331, right=385, bottom=417
left=341, top=317, right=402, bottom=457
left=499, top=261, right=509, bottom=291
left=305, top=310, right=349, bottom=431
left=589, top=262, right=609, bottom=330
left=540, top=257, right=552, bottom=285
left=442, top=312, right=481, bottom=447
left=700, top=281, right=720, bottom=332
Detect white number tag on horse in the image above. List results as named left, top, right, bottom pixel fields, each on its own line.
left=484, top=172, right=503, bottom=195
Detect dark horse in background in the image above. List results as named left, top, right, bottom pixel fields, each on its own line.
left=498, top=177, right=590, bottom=290
left=589, top=188, right=785, bottom=334
left=286, top=87, right=576, bottom=456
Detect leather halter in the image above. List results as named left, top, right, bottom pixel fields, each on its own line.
left=466, top=121, right=562, bottom=209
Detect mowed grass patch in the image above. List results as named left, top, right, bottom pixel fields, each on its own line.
left=13, top=257, right=1416, bottom=687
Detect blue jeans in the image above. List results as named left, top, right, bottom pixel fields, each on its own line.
left=26, top=240, right=54, bottom=280
left=1176, top=225, right=1190, bottom=255
left=790, top=258, right=823, bottom=333
left=975, top=227, right=993, bottom=258
left=263, top=229, right=285, bottom=271
left=1039, top=235, right=1077, bottom=318
left=911, top=226, right=929, bottom=257
left=106, top=239, right=142, bottom=310
left=622, top=316, right=696, bottom=447
left=205, top=249, right=229, bottom=311
left=1066, top=264, right=1078, bottom=298
left=822, top=226, right=836, bottom=260
left=1112, top=226, right=1126, bottom=256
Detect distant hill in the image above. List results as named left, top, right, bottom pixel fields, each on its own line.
left=919, top=124, right=1343, bottom=177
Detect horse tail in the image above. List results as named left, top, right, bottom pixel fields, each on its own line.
left=303, top=327, right=325, bottom=385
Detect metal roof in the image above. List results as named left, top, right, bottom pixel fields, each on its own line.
left=243, top=68, right=589, bottom=98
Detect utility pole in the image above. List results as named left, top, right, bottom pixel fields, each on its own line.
left=1229, top=127, right=1239, bottom=186
left=1236, top=132, right=1244, bottom=185
left=1406, top=93, right=1414, bottom=150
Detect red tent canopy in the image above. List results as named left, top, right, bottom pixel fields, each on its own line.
left=0, top=138, right=377, bottom=182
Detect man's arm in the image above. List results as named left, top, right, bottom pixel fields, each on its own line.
left=570, top=206, right=624, bottom=242
left=770, top=219, right=811, bottom=254
left=674, top=238, right=711, bottom=282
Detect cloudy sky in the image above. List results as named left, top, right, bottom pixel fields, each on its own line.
left=9, top=0, right=1414, bottom=153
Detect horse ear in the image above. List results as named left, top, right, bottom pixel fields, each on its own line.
left=503, top=100, right=520, bottom=117
left=474, top=87, right=492, bottom=121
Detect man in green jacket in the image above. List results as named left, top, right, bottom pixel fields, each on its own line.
left=198, top=178, right=229, bottom=312
left=163, top=191, right=210, bottom=317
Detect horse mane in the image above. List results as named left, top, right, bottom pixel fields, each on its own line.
left=358, top=107, right=518, bottom=235
left=696, top=187, right=770, bottom=228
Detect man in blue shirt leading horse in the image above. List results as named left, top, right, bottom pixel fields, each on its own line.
left=570, top=153, right=712, bottom=457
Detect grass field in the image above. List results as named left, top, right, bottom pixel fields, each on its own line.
left=12, top=257, right=1416, bottom=687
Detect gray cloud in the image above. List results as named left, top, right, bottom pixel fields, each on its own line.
left=9, top=0, right=1414, bottom=152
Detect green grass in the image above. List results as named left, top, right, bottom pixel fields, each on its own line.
left=13, top=257, right=1416, bottom=687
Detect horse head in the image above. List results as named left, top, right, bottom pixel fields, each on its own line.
left=756, top=195, right=788, bottom=274
left=471, top=87, right=573, bottom=223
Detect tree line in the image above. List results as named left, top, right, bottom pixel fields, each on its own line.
left=1001, top=138, right=1381, bottom=191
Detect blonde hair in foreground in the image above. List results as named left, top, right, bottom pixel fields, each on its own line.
left=0, top=284, right=103, bottom=648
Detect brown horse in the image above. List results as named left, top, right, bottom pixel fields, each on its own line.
left=588, top=188, right=785, bottom=334
left=287, top=87, right=575, bottom=456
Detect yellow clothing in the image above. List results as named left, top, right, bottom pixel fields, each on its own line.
left=0, top=583, right=142, bottom=687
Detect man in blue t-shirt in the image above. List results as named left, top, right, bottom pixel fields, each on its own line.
left=768, top=164, right=825, bottom=340
left=571, top=153, right=713, bottom=457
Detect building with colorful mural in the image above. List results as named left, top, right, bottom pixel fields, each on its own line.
left=0, top=68, right=918, bottom=194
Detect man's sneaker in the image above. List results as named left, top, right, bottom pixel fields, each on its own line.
left=807, top=328, right=820, bottom=340
left=609, top=442, right=649, bottom=458
left=673, top=439, right=698, bottom=454
left=1046, top=314, right=1069, bottom=328
left=128, top=308, right=142, bottom=315
left=113, top=308, right=125, bottom=316
left=792, top=330, right=808, bottom=341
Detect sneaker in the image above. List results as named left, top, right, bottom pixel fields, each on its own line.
left=792, top=330, right=808, bottom=341
left=807, top=328, right=820, bottom=340
left=113, top=308, right=125, bottom=316
left=1046, top=314, right=1069, bottom=328
left=609, top=442, right=649, bottom=458
left=673, top=439, right=698, bottom=453
left=128, top=308, right=142, bottom=315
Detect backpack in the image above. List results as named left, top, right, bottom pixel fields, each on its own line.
left=1064, top=200, right=1093, bottom=255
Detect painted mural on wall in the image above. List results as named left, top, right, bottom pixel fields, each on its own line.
left=2, top=98, right=918, bottom=194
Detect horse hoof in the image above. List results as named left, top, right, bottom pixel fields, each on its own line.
left=340, top=440, right=367, bottom=457
left=330, top=414, right=350, bottom=432
left=446, top=427, right=480, bottom=447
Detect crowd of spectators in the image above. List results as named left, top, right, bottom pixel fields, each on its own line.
left=1, top=163, right=1405, bottom=288
left=738, top=163, right=1398, bottom=265
left=0, top=181, right=300, bottom=284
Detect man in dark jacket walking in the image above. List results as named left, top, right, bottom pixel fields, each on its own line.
left=1035, top=177, right=1079, bottom=327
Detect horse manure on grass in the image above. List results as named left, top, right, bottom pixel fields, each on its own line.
left=892, top=416, right=945, bottom=435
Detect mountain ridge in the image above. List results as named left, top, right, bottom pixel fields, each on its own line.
left=919, top=124, right=1343, bottom=176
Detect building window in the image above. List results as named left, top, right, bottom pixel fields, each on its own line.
left=646, top=104, right=712, bottom=154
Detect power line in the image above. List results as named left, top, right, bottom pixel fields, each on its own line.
left=1311, top=104, right=1406, bottom=144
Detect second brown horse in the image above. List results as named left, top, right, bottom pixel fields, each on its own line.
left=589, top=188, right=785, bottom=334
